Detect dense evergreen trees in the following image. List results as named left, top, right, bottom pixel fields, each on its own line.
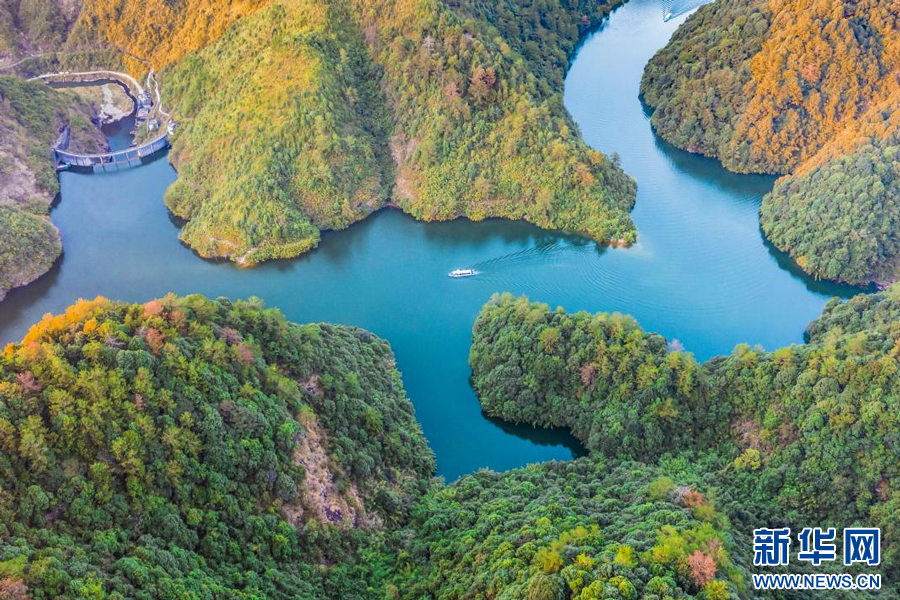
left=470, top=294, right=717, bottom=459
left=642, top=0, right=900, bottom=285
left=640, top=0, right=771, bottom=171
left=391, top=459, right=746, bottom=599
left=0, top=295, right=434, bottom=598
left=471, top=292, right=900, bottom=589
left=760, top=130, right=900, bottom=284
left=8, top=285, right=900, bottom=597
left=0, top=295, right=752, bottom=599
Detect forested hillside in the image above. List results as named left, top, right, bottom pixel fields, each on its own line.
left=469, top=296, right=716, bottom=458
left=0, top=76, right=105, bottom=300
left=391, top=459, right=749, bottom=599
left=0, top=295, right=758, bottom=599
left=0, top=295, right=435, bottom=597
left=352, top=0, right=636, bottom=243
left=2, top=0, right=637, bottom=264
left=472, top=292, right=900, bottom=586
left=0, top=0, right=81, bottom=59
left=807, top=283, right=900, bottom=341
left=9, top=292, right=897, bottom=597
left=160, top=1, right=392, bottom=262
left=157, top=0, right=638, bottom=262
left=641, top=0, right=900, bottom=285
left=760, top=129, right=900, bottom=285
left=68, top=0, right=268, bottom=73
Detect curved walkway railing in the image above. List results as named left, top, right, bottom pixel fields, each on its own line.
left=55, top=134, right=170, bottom=172
left=33, top=70, right=144, bottom=96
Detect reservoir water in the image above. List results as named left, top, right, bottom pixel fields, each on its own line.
left=0, top=0, right=860, bottom=481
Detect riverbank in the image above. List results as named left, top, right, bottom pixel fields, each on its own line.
left=67, top=81, right=134, bottom=124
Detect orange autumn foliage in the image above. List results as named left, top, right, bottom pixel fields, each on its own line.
left=0, top=578, right=29, bottom=600
left=643, top=0, right=900, bottom=284
left=645, top=0, right=900, bottom=176
left=687, top=550, right=717, bottom=587
left=20, top=297, right=110, bottom=347
left=68, top=0, right=270, bottom=73
left=733, top=0, right=900, bottom=174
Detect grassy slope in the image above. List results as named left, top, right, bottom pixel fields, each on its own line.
left=641, top=0, right=900, bottom=285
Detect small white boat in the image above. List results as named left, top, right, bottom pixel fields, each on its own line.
left=448, top=268, right=477, bottom=278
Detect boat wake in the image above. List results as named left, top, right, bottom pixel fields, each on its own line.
left=458, top=239, right=600, bottom=296
left=471, top=239, right=594, bottom=271
left=661, top=0, right=712, bottom=21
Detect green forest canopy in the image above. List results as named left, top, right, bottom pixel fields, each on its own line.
left=471, top=291, right=900, bottom=593
left=6, top=290, right=900, bottom=597
left=0, top=294, right=757, bottom=599
left=641, top=0, right=900, bottom=285
left=0, top=295, right=434, bottom=598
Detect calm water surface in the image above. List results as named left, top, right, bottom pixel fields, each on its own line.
left=0, top=0, right=861, bottom=480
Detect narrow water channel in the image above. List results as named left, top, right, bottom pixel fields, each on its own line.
left=0, top=0, right=862, bottom=480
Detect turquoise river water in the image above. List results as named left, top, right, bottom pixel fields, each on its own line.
left=0, top=0, right=861, bottom=480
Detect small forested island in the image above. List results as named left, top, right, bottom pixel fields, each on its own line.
left=0, top=76, right=107, bottom=301
left=1, top=0, right=637, bottom=266
left=1, top=294, right=757, bottom=599
left=641, top=0, right=900, bottom=286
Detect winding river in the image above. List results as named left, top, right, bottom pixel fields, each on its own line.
left=0, top=0, right=862, bottom=481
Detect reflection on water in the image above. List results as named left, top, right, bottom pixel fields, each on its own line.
left=484, top=414, right=590, bottom=458
left=0, top=0, right=866, bottom=480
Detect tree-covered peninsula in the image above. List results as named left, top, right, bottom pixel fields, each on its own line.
left=3, top=0, right=637, bottom=264
left=641, top=0, right=900, bottom=286
left=0, top=76, right=106, bottom=301
left=0, top=294, right=435, bottom=597
left=0, top=294, right=756, bottom=599
left=471, top=292, right=900, bottom=593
